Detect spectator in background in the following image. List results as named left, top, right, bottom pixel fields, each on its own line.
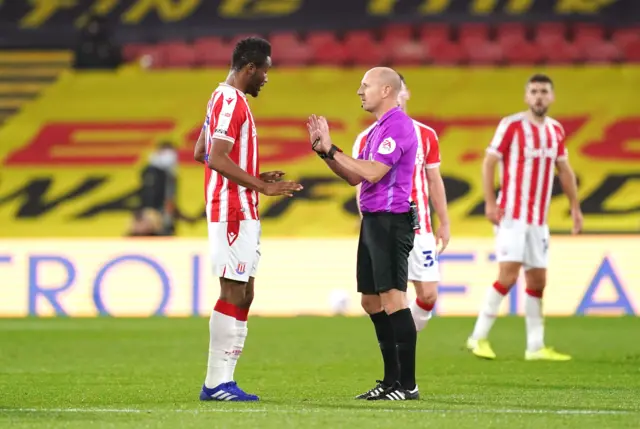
left=138, top=142, right=179, bottom=236
left=73, top=15, right=122, bottom=70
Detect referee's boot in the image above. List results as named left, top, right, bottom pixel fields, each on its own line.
left=355, top=380, right=390, bottom=399
left=367, top=381, right=419, bottom=401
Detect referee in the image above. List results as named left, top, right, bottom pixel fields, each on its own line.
left=307, top=67, right=419, bottom=401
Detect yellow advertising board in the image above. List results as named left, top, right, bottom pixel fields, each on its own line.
left=0, top=237, right=636, bottom=317
left=0, top=66, right=638, bottom=238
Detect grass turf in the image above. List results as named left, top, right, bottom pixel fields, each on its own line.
left=1, top=316, right=639, bottom=428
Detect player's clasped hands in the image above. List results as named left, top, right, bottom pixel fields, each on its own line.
left=258, top=171, right=303, bottom=197
left=307, top=114, right=331, bottom=153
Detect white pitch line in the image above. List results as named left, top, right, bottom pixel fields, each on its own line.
left=0, top=408, right=634, bottom=416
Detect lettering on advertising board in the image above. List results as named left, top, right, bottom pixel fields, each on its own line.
left=0, top=238, right=636, bottom=317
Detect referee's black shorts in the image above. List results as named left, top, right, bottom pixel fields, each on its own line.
left=357, top=211, right=415, bottom=295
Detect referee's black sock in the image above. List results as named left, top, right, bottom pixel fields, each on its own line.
left=369, top=311, right=399, bottom=386
left=388, top=308, right=417, bottom=390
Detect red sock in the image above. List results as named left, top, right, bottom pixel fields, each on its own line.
left=416, top=298, right=435, bottom=312
left=525, top=288, right=543, bottom=298
left=492, top=281, right=510, bottom=296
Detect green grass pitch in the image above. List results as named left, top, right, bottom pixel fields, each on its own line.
left=1, top=316, right=639, bottom=428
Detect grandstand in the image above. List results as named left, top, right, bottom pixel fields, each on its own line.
left=0, top=1, right=638, bottom=428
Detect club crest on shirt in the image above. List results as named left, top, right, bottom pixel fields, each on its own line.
left=378, top=137, right=396, bottom=155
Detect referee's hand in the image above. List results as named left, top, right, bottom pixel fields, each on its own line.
left=435, top=223, right=450, bottom=255
left=307, top=115, right=331, bottom=153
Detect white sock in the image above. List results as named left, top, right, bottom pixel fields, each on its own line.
left=409, top=299, right=434, bottom=332
left=525, top=289, right=545, bottom=352
left=204, top=300, right=236, bottom=389
left=226, top=319, right=248, bottom=382
left=471, top=281, right=509, bottom=340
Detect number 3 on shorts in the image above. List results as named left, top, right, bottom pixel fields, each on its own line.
left=423, top=250, right=436, bottom=268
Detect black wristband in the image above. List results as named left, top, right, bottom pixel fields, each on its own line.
left=316, top=151, right=327, bottom=159
left=327, top=144, right=342, bottom=160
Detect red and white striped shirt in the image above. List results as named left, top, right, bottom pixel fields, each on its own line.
left=487, top=112, right=567, bottom=226
left=204, top=83, right=259, bottom=222
left=353, top=119, right=441, bottom=233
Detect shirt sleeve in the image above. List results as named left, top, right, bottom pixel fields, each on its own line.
left=486, top=118, right=514, bottom=158
left=352, top=133, right=367, bottom=158
left=208, top=92, right=245, bottom=144
left=555, top=123, right=568, bottom=161
left=371, top=125, right=408, bottom=167
left=424, top=128, right=441, bottom=169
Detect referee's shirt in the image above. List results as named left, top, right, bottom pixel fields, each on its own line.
left=358, top=107, right=418, bottom=213
left=356, top=107, right=418, bottom=295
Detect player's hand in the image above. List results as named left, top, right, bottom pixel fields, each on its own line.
left=485, top=202, right=503, bottom=225
left=571, top=206, right=583, bottom=235
left=435, top=223, right=450, bottom=255
left=260, top=171, right=285, bottom=183
left=307, top=114, right=331, bottom=153
left=261, top=180, right=303, bottom=197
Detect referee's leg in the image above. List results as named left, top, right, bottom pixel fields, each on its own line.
left=356, top=218, right=400, bottom=398
left=373, top=215, right=417, bottom=393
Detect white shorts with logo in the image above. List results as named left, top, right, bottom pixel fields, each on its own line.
left=408, top=232, right=440, bottom=282
left=494, top=219, right=550, bottom=270
left=208, top=219, right=261, bottom=282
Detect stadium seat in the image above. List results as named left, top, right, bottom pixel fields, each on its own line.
left=612, top=27, right=640, bottom=51
left=122, top=43, right=147, bottom=62
left=344, top=30, right=388, bottom=66
left=419, top=23, right=451, bottom=43
left=381, top=23, right=414, bottom=41
left=502, top=40, right=544, bottom=65
left=622, top=39, right=640, bottom=62
left=572, top=24, right=620, bottom=63
left=306, top=31, right=349, bottom=66
left=496, top=23, right=528, bottom=48
left=269, top=32, right=311, bottom=66
left=535, top=22, right=580, bottom=64
left=425, top=40, right=466, bottom=65
left=159, top=42, right=196, bottom=69
left=458, top=23, right=502, bottom=65
left=193, top=37, right=233, bottom=67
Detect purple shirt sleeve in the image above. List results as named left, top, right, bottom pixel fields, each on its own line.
left=370, top=123, right=405, bottom=167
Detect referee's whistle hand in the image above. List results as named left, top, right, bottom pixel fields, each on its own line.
left=260, top=180, right=303, bottom=197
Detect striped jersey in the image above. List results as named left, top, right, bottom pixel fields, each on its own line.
left=353, top=119, right=441, bottom=233
left=487, top=112, right=567, bottom=225
left=204, top=83, right=259, bottom=222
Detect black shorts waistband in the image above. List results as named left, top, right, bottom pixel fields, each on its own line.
left=362, top=211, right=410, bottom=218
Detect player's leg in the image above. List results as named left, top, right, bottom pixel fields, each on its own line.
left=356, top=217, right=399, bottom=399
left=467, top=221, right=525, bottom=359
left=201, top=220, right=259, bottom=401
left=370, top=214, right=419, bottom=401
left=523, top=225, right=570, bottom=361
left=410, top=281, right=438, bottom=331
left=407, top=233, right=440, bottom=331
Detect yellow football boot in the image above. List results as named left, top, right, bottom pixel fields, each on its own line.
left=525, top=347, right=572, bottom=361
left=466, top=338, right=497, bottom=360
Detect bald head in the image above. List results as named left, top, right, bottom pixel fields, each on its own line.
left=357, top=67, right=403, bottom=117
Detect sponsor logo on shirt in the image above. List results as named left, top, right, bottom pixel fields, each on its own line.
left=378, top=137, right=396, bottom=155
left=215, top=128, right=228, bottom=135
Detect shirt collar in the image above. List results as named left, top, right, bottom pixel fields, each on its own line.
left=219, top=83, right=247, bottom=99
left=378, top=106, right=401, bottom=125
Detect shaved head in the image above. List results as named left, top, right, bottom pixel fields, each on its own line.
left=357, top=67, right=403, bottom=117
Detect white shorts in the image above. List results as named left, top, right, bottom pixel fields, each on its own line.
left=408, top=232, right=440, bottom=282
left=208, top=219, right=261, bottom=283
left=495, top=219, right=550, bottom=270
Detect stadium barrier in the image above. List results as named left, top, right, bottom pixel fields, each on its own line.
left=0, top=236, right=636, bottom=318
left=1, top=67, right=639, bottom=238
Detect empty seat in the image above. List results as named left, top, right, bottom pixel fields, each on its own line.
left=612, top=27, right=640, bottom=51
left=306, top=31, right=349, bottom=66
left=381, top=23, right=413, bottom=41
left=158, top=42, right=196, bottom=68
left=193, top=37, right=233, bottom=67
left=269, top=32, right=311, bottom=66
left=344, top=30, right=388, bottom=66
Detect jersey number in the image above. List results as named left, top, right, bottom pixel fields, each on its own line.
left=423, top=250, right=436, bottom=268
